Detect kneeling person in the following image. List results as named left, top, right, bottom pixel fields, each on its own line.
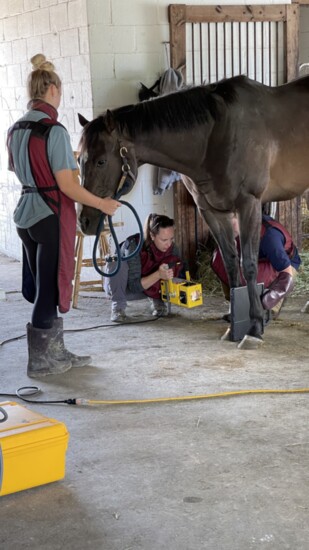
left=105, top=213, right=184, bottom=321
left=211, top=213, right=301, bottom=318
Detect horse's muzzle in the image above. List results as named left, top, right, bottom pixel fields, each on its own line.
left=79, top=207, right=101, bottom=235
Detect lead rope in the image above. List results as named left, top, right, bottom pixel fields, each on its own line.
left=92, top=199, right=143, bottom=277
left=92, top=146, right=143, bottom=277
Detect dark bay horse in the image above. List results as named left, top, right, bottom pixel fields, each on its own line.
left=78, top=75, right=309, bottom=348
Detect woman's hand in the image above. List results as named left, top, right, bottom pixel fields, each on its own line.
left=141, top=263, right=174, bottom=291
left=98, top=197, right=121, bottom=216
left=159, top=263, right=174, bottom=280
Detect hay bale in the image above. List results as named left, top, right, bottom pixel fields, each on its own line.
left=196, top=243, right=223, bottom=296
left=294, top=251, right=309, bottom=296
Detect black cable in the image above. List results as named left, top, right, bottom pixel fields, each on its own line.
left=64, top=315, right=160, bottom=332
left=0, top=386, right=77, bottom=406
left=0, top=315, right=161, bottom=346
left=0, top=333, right=26, bottom=345
left=0, top=406, right=8, bottom=422
left=0, top=386, right=40, bottom=400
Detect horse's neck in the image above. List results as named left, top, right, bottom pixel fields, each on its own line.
left=133, top=129, right=207, bottom=178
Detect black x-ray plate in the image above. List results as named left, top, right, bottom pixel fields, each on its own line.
left=230, top=284, right=270, bottom=342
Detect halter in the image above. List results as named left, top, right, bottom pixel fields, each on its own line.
left=115, top=145, right=136, bottom=199
left=92, top=143, right=143, bottom=278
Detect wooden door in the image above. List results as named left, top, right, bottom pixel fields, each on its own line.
left=169, top=3, right=301, bottom=261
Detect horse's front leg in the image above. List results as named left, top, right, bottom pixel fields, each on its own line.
left=238, top=199, right=264, bottom=347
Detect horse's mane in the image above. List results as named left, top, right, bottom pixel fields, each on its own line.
left=112, top=87, right=218, bottom=137
left=82, top=74, right=254, bottom=144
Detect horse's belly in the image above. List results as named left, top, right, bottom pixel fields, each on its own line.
left=263, top=182, right=309, bottom=202
left=264, top=146, right=309, bottom=202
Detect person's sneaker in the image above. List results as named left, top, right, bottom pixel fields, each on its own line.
left=111, top=309, right=127, bottom=322
left=149, top=298, right=168, bottom=317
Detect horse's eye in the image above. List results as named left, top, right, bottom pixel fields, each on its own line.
left=97, top=159, right=106, bottom=167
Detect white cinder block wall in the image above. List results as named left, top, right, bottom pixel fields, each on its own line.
left=0, top=0, right=93, bottom=260
left=84, top=0, right=177, bottom=254
left=0, top=0, right=179, bottom=261
left=1, top=0, right=308, bottom=263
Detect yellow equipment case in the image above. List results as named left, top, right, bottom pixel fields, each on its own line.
left=0, top=401, right=69, bottom=496
left=160, top=274, right=203, bottom=309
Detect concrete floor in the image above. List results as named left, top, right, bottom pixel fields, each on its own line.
left=1, top=252, right=309, bottom=550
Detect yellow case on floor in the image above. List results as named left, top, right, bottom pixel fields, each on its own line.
left=0, top=401, right=69, bottom=496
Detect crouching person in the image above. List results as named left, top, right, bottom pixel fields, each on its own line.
left=105, top=213, right=184, bottom=321
left=211, top=213, right=301, bottom=319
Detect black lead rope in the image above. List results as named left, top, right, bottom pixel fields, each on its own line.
left=89, top=143, right=142, bottom=277
left=92, top=199, right=144, bottom=278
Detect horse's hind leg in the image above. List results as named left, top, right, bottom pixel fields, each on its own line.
left=238, top=198, right=264, bottom=344
left=202, top=209, right=240, bottom=289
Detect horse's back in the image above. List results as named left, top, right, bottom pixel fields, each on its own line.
left=212, top=73, right=309, bottom=108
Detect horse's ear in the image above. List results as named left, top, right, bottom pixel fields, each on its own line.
left=105, top=110, right=116, bottom=133
left=138, top=79, right=160, bottom=101
left=78, top=113, right=89, bottom=127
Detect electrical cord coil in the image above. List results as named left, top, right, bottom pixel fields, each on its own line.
left=0, top=406, right=8, bottom=422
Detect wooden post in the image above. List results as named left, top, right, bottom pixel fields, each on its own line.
left=286, top=4, right=300, bottom=81
left=169, top=4, right=209, bottom=272
left=169, top=4, right=186, bottom=79
left=278, top=4, right=301, bottom=247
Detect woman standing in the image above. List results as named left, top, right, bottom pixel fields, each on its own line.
left=7, top=54, right=121, bottom=378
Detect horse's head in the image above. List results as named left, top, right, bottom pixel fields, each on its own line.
left=78, top=112, right=137, bottom=234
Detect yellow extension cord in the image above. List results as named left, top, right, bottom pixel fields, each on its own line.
left=81, top=387, right=309, bottom=406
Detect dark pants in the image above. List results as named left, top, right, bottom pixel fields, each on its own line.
left=104, top=260, right=145, bottom=312
left=17, top=215, right=59, bottom=329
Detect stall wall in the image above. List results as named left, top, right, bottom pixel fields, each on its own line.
left=1, top=0, right=308, bottom=262
left=0, top=0, right=177, bottom=260
left=0, top=0, right=92, bottom=259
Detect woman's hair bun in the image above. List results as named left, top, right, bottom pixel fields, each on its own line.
left=30, top=53, right=55, bottom=72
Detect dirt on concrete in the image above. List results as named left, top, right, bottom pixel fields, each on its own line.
left=1, top=253, right=309, bottom=550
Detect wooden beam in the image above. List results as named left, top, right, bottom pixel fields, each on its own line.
left=286, top=3, right=300, bottom=81
left=169, top=4, right=187, bottom=77
left=185, top=5, right=287, bottom=23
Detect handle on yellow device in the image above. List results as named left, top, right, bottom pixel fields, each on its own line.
left=164, top=280, right=172, bottom=314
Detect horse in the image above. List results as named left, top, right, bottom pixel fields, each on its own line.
left=77, top=74, right=309, bottom=349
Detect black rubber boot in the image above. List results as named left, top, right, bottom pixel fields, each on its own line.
left=53, top=318, right=92, bottom=367
left=27, top=323, right=72, bottom=378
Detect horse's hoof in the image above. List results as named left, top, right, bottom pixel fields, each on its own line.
left=220, top=328, right=231, bottom=341
left=237, top=335, right=264, bottom=350
left=301, top=301, right=309, bottom=313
